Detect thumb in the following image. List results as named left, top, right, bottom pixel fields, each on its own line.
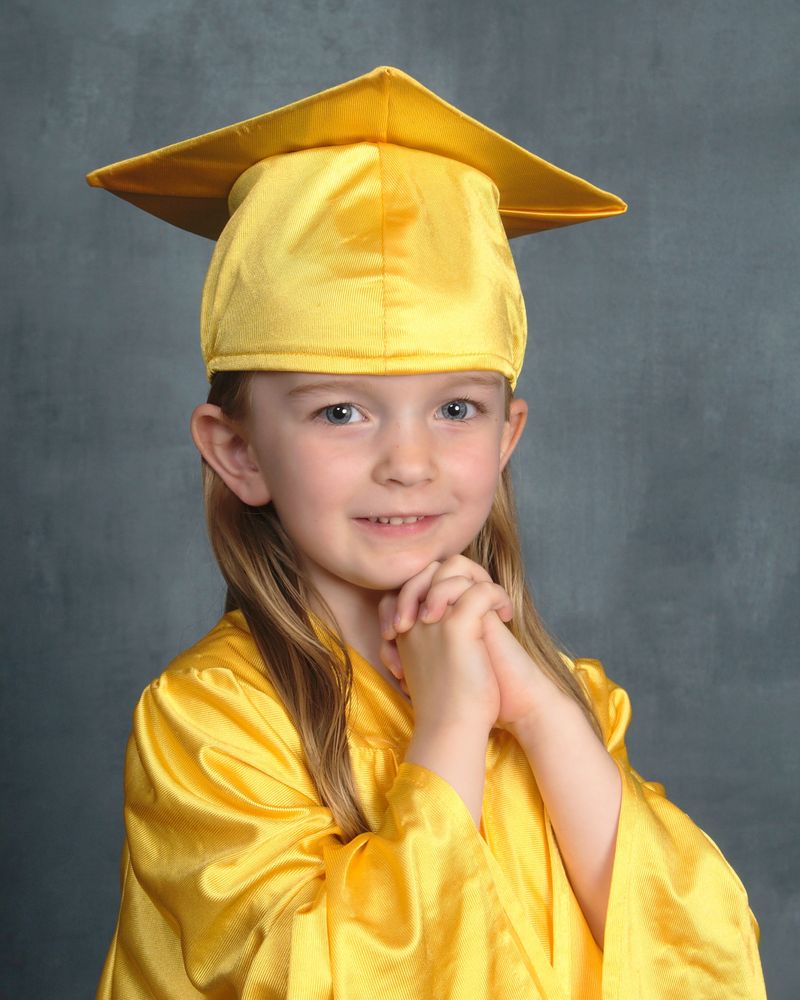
left=379, top=638, right=404, bottom=680
left=378, top=592, right=400, bottom=640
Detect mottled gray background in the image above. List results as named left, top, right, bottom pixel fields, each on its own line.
left=2, top=1, right=797, bottom=996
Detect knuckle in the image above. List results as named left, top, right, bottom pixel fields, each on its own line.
left=429, top=574, right=469, bottom=595
left=434, top=554, right=470, bottom=575
left=437, top=554, right=491, bottom=582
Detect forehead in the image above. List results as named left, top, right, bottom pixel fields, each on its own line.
left=252, top=370, right=506, bottom=400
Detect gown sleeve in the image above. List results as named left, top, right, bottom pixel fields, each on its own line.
left=569, top=657, right=767, bottom=1000
left=121, top=660, right=553, bottom=1000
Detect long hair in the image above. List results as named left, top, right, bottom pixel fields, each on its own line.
left=201, top=370, right=600, bottom=840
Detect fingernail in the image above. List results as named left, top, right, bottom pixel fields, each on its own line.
left=393, top=613, right=403, bottom=631
left=419, top=603, right=429, bottom=621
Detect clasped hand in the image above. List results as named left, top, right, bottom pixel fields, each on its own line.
left=378, top=556, right=541, bottom=735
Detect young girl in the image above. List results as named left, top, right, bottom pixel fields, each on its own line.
left=88, top=66, right=766, bottom=999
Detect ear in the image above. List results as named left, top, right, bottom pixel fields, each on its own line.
left=499, top=398, right=528, bottom=471
left=190, top=403, right=271, bottom=506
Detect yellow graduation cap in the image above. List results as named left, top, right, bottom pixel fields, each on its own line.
left=87, top=66, right=626, bottom=387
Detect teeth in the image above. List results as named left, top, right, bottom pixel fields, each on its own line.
left=367, top=515, right=425, bottom=524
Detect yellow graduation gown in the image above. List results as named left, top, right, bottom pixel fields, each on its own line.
left=97, top=610, right=765, bottom=999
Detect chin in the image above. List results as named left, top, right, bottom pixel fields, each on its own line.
left=359, top=560, right=450, bottom=593
left=357, top=574, right=420, bottom=593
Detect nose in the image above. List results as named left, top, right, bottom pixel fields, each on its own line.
left=372, top=418, right=437, bottom=487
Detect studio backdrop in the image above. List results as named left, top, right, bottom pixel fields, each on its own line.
left=2, top=2, right=797, bottom=997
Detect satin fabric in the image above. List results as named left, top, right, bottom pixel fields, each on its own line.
left=201, top=142, right=527, bottom=386
left=84, top=66, right=627, bottom=243
left=97, top=611, right=765, bottom=999
left=85, top=66, right=626, bottom=386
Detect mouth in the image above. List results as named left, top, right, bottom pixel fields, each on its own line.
left=354, top=514, right=440, bottom=534
left=361, top=514, right=429, bottom=525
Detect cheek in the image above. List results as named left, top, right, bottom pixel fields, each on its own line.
left=270, top=443, right=359, bottom=512
left=450, top=439, right=503, bottom=490
left=255, top=431, right=324, bottom=490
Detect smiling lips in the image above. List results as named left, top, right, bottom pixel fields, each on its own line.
left=364, top=515, right=429, bottom=524
left=355, top=514, right=440, bottom=532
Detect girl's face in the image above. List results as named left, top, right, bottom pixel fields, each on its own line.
left=232, top=370, right=526, bottom=615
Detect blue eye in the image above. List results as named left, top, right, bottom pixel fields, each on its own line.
left=439, top=398, right=482, bottom=420
left=320, top=403, right=363, bottom=424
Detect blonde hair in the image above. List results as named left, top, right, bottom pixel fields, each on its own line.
left=202, top=370, right=600, bottom=840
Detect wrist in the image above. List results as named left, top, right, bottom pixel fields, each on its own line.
left=503, top=681, right=576, bottom=748
left=503, top=708, right=540, bottom=746
left=405, top=719, right=491, bottom=825
left=413, top=709, right=494, bottom=742
left=505, top=683, right=604, bottom=767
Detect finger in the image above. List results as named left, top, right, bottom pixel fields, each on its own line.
left=483, top=608, right=515, bottom=641
left=429, top=554, right=494, bottom=588
left=445, top=580, right=513, bottom=626
left=379, top=637, right=404, bottom=680
left=378, top=592, right=399, bottom=640
left=397, top=556, right=494, bottom=629
left=392, top=561, right=442, bottom=633
left=418, top=575, right=476, bottom=623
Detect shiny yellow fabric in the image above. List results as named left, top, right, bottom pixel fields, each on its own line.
left=97, top=612, right=765, bottom=999
left=85, top=66, right=627, bottom=386
left=201, top=142, right=526, bottom=384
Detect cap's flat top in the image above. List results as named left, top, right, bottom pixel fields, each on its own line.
left=86, top=65, right=626, bottom=239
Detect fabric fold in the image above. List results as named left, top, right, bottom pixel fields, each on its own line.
left=97, top=613, right=765, bottom=1000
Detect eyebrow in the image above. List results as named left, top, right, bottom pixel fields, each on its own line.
left=286, top=372, right=504, bottom=399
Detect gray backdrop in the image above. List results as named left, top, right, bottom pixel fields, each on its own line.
left=2, top=1, right=797, bottom=997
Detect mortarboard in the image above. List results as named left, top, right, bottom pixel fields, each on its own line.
left=87, top=66, right=626, bottom=387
